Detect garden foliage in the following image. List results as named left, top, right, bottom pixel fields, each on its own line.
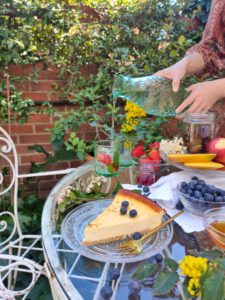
left=0, top=0, right=211, bottom=163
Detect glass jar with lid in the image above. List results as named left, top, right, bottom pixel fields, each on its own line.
left=183, top=112, right=215, bottom=153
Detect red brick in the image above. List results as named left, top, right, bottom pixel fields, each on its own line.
left=34, top=123, right=54, bottom=133
left=27, top=114, right=51, bottom=124
left=10, top=124, right=34, bottom=134
left=21, top=153, right=46, bottom=164
left=45, top=162, right=70, bottom=171
left=22, top=92, right=49, bottom=101
left=18, top=164, right=31, bottom=174
left=14, top=81, right=31, bottom=91
left=46, top=65, right=61, bottom=80
left=38, top=179, right=58, bottom=190
left=19, top=133, right=50, bottom=144
left=49, top=92, right=64, bottom=101
left=30, top=81, right=55, bottom=92
left=70, top=160, right=83, bottom=168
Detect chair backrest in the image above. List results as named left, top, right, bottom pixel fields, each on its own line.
left=0, top=126, right=21, bottom=247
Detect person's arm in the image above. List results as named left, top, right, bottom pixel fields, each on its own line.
left=154, top=52, right=205, bottom=92
left=155, top=0, right=225, bottom=91
left=187, top=0, right=225, bottom=76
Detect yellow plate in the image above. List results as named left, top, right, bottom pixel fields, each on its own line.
left=167, top=153, right=216, bottom=163
left=184, top=162, right=224, bottom=170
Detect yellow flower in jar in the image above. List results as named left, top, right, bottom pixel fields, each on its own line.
left=121, top=101, right=147, bottom=132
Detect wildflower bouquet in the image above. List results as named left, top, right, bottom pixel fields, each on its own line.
left=56, top=175, right=109, bottom=223
left=132, top=249, right=225, bottom=300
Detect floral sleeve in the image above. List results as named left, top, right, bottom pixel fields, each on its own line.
left=186, top=0, right=225, bottom=76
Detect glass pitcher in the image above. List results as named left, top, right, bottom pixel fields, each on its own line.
left=112, top=74, right=186, bottom=117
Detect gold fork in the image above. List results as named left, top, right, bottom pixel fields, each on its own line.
left=117, top=210, right=184, bottom=255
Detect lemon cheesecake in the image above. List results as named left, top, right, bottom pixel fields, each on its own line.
left=83, top=189, right=165, bottom=245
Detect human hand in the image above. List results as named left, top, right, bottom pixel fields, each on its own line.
left=154, top=58, right=188, bottom=92
left=176, top=79, right=225, bottom=114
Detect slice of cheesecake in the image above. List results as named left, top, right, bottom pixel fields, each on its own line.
left=83, top=189, right=165, bottom=245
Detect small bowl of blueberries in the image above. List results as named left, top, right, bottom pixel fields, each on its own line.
left=177, top=176, right=225, bottom=217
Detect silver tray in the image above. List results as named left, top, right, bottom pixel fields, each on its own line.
left=61, top=199, right=173, bottom=263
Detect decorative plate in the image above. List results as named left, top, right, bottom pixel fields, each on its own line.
left=61, top=199, right=173, bottom=263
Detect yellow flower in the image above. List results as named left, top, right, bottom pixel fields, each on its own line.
left=179, top=255, right=208, bottom=297
left=121, top=101, right=146, bottom=132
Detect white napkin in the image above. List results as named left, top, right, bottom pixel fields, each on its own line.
left=122, top=170, right=225, bottom=233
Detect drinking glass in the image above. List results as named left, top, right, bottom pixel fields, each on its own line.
left=137, top=159, right=155, bottom=186
left=95, top=140, right=120, bottom=177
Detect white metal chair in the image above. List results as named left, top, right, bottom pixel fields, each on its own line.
left=0, top=126, right=74, bottom=299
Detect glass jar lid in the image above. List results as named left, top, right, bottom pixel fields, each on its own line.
left=184, top=112, right=215, bottom=124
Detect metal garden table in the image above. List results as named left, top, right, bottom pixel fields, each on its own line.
left=41, top=162, right=209, bottom=300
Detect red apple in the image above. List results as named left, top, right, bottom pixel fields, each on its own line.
left=207, top=138, right=225, bottom=164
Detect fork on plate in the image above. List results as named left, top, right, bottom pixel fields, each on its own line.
left=117, top=210, right=184, bottom=255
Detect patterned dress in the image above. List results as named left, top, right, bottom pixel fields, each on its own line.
left=186, top=0, right=225, bottom=136
left=187, top=0, right=225, bottom=77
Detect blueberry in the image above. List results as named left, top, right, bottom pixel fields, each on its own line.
left=109, top=267, right=120, bottom=281
left=100, top=284, right=113, bottom=299
left=132, top=232, right=142, bottom=240
left=128, top=280, right=142, bottom=294
left=201, top=187, right=207, bottom=194
left=121, top=200, right=129, bottom=208
left=198, top=180, right=205, bottom=186
left=191, top=176, right=199, bottom=181
left=153, top=253, right=163, bottom=263
left=215, top=196, right=223, bottom=203
left=204, top=193, right=214, bottom=202
left=180, top=188, right=187, bottom=194
left=187, top=189, right=194, bottom=196
left=194, top=190, right=202, bottom=199
left=187, top=182, right=195, bottom=190
left=176, top=201, right=184, bottom=210
left=120, top=207, right=127, bottom=215
left=181, top=182, right=188, bottom=189
left=195, top=184, right=203, bottom=191
left=223, top=196, right=225, bottom=202
left=207, top=185, right=216, bottom=194
left=137, top=184, right=142, bottom=188
left=220, top=190, right=225, bottom=197
left=143, top=186, right=150, bottom=193
left=129, top=209, right=137, bottom=217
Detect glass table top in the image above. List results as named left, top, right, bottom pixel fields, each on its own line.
left=41, top=162, right=213, bottom=300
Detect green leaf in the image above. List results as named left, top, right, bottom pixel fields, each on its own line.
left=164, top=258, right=178, bottom=272
left=169, top=50, right=177, bottom=58
left=178, top=35, right=186, bottom=45
left=113, top=150, right=119, bottom=166
left=153, top=271, right=179, bottom=295
left=107, top=164, right=114, bottom=173
left=200, top=267, right=224, bottom=300
left=112, top=182, right=123, bottom=195
left=132, top=262, right=158, bottom=280
left=190, top=249, right=223, bottom=260
left=182, top=277, right=192, bottom=300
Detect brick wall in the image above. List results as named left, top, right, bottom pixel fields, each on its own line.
left=1, top=62, right=97, bottom=197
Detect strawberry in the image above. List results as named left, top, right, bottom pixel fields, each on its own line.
left=96, top=153, right=112, bottom=165
left=149, top=141, right=160, bottom=151
left=149, top=149, right=161, bottom=161
left=131, top=145, right=146, bottom=158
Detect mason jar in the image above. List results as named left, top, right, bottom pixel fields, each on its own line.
left=183, top=112, right=215, bottom=153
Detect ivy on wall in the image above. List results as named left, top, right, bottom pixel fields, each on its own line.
left=0, top=0, right=211, bottom=161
